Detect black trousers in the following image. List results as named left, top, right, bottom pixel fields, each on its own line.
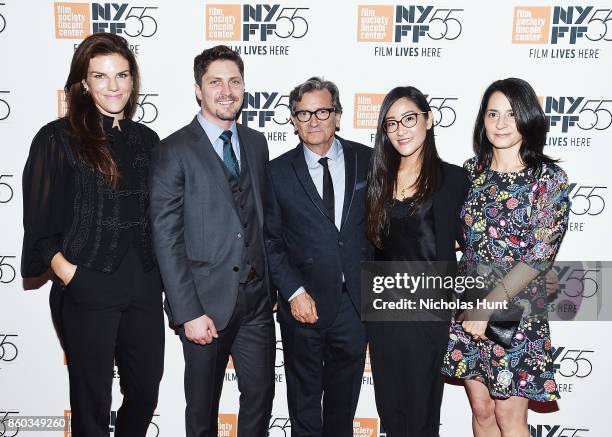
left=367, top=321, right=449, bottom=437
left=53, top=246, right=164, bottom=437
left=180, top=275, right=275, bottom=437
left=281, top=291, right=367, bottom=437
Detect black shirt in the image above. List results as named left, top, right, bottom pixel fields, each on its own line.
left=375, top=197, right=437, bottom=262
left=21, top=115, right=159, bottom=277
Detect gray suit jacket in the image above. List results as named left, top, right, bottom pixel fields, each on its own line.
left=150, top=116, right=270, bottom=329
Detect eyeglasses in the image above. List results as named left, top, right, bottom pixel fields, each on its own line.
left=383, top=112, right=428, bottom=133
left=292, top=107, right=336, bottom=122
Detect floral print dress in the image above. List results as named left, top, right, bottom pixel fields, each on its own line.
left=440, top=157, right=570, bottom=401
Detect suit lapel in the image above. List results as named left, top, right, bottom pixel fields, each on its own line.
left=236, top=124, right=264, bottom=225
left=291, top=144, right=335, bottom=225
left=339, top=137, right=356, bottom=230
left=186, top=117, right=238, bottom=216
left=432, top=178, right=445, bottom=261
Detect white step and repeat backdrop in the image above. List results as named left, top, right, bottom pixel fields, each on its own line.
left=1, top=1, right=611, bottom=436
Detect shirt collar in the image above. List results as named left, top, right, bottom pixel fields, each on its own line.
left=303, top=137, right=342, bottom=169
left=196, top=112, right=238, bottom=145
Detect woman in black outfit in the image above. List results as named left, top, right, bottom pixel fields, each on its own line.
left=365, top=86, right=469, bottom=437
left=21, top=33, right=163, bottom=437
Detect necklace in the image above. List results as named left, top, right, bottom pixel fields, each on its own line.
left=394, top=186, right=416, bottom=204
left=395, top=169, right=418, bottom=200
left=398, top=186, right=412, bottom=200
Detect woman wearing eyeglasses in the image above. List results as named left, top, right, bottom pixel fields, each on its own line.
left=365, top=86, right=470, bottom=437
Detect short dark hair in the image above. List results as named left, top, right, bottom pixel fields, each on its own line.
left=474, top=77, right=557, bottom=174
left=289, top=77, right=343, bottom=114
left=193, top=45, right=244, bottom=86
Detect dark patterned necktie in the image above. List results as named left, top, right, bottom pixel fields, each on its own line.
left=220, top=130, right=239, bottom=178
left=318, top=157, right=334, bottom=219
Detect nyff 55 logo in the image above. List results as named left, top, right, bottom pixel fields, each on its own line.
left=540, top=96, right=612, bottom=132
left=528, top=424, right=589, bottom=436
left=513, top=6, right=612, bottom=44
left=241, top=91, right=290, bottom=128
left=206, top=4, right=309, bottom=41
left=0, top=90, right=10, bottom=121
left=0, top=2, right=7, bottom=34
left=0, top=334, right=18, bottom=361
left=54, top=2, right=158, bottom=39
left=357, top=5, right=463, bottom=43
left=552, top=346, right=594, bottom=378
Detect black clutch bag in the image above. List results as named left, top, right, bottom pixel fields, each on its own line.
left=484, top=303, right=523, bottom=348
left=485, top=321, right=519, bottom=348
left=456, top=299, right=523, bottom=349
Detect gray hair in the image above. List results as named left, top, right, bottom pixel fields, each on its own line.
left=289, top=77, right=343, bottom=114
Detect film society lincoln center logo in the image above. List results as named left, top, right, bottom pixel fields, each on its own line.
left=218, top=414, right=237, bottom=437
left=356, top=5, right=464, bottom=57
left=54, top=2, right=159, bottom=39
left=353, top=418, right=378, bottom=437
left=512, top=5, right=611, bottom=59
left=205, top=3, right=309, bottom=43
left=354, top=93, right=386, bottom=130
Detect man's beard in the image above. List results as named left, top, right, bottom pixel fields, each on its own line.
left=216, top=107, right=239, bottom=121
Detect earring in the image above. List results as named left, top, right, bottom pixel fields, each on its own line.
left=81, top=84, right=89, bottom=95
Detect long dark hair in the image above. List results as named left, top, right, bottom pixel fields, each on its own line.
left=473, top=77, right=557, bottom=175
left=366, top=86, right=442, bottom=248
left=64, top=32, right=140, bottom=187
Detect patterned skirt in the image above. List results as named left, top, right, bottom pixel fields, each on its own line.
left=440, top=317, right=560, bottom=402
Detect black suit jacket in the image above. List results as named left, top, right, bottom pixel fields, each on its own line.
left=150, top=116, right=271, bottom=329
left=429, top=161, right=471, bottom=262
left=264, top=137, right=373, bottom=328
left=416, top=162, right=471, bottom=319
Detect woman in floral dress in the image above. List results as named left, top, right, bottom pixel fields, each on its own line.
left=440, top=78, right=570, bottom=437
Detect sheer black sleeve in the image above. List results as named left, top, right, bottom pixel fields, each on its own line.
left=21, top=122, right=69, bottom=277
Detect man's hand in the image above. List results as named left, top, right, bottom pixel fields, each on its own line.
left=184, top=314, right=218, bottom=345
left=290, top=292, right=318, bottom=324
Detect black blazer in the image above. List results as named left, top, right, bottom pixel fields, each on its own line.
left=428, top=161, right=471, bottom=262
left=150, top=117, right=271, bottom=329
left=264, top=137, right=373, bottom=328
left=21, top=118, right=159, bottom=278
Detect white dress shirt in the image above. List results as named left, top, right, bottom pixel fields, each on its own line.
left=290, top=138, right=346, bottom=301
left=196, top=112, right=241, bottom=169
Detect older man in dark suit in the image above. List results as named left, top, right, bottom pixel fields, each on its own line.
left=150, top=45, right=275, bottom=437
left=264, top=77, right=373, bottom=437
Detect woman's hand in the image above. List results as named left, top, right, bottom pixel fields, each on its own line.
left=458, top=309, right=489, bottom=341
left=50, top=253, right=77, bottom=286
left=462, top=320, right=489, bottom=341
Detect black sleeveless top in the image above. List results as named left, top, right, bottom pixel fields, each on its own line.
left=375, top=197, right=437, bottom=262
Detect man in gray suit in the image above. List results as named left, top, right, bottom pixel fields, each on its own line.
left=150, top=45, right=275, bottom=437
